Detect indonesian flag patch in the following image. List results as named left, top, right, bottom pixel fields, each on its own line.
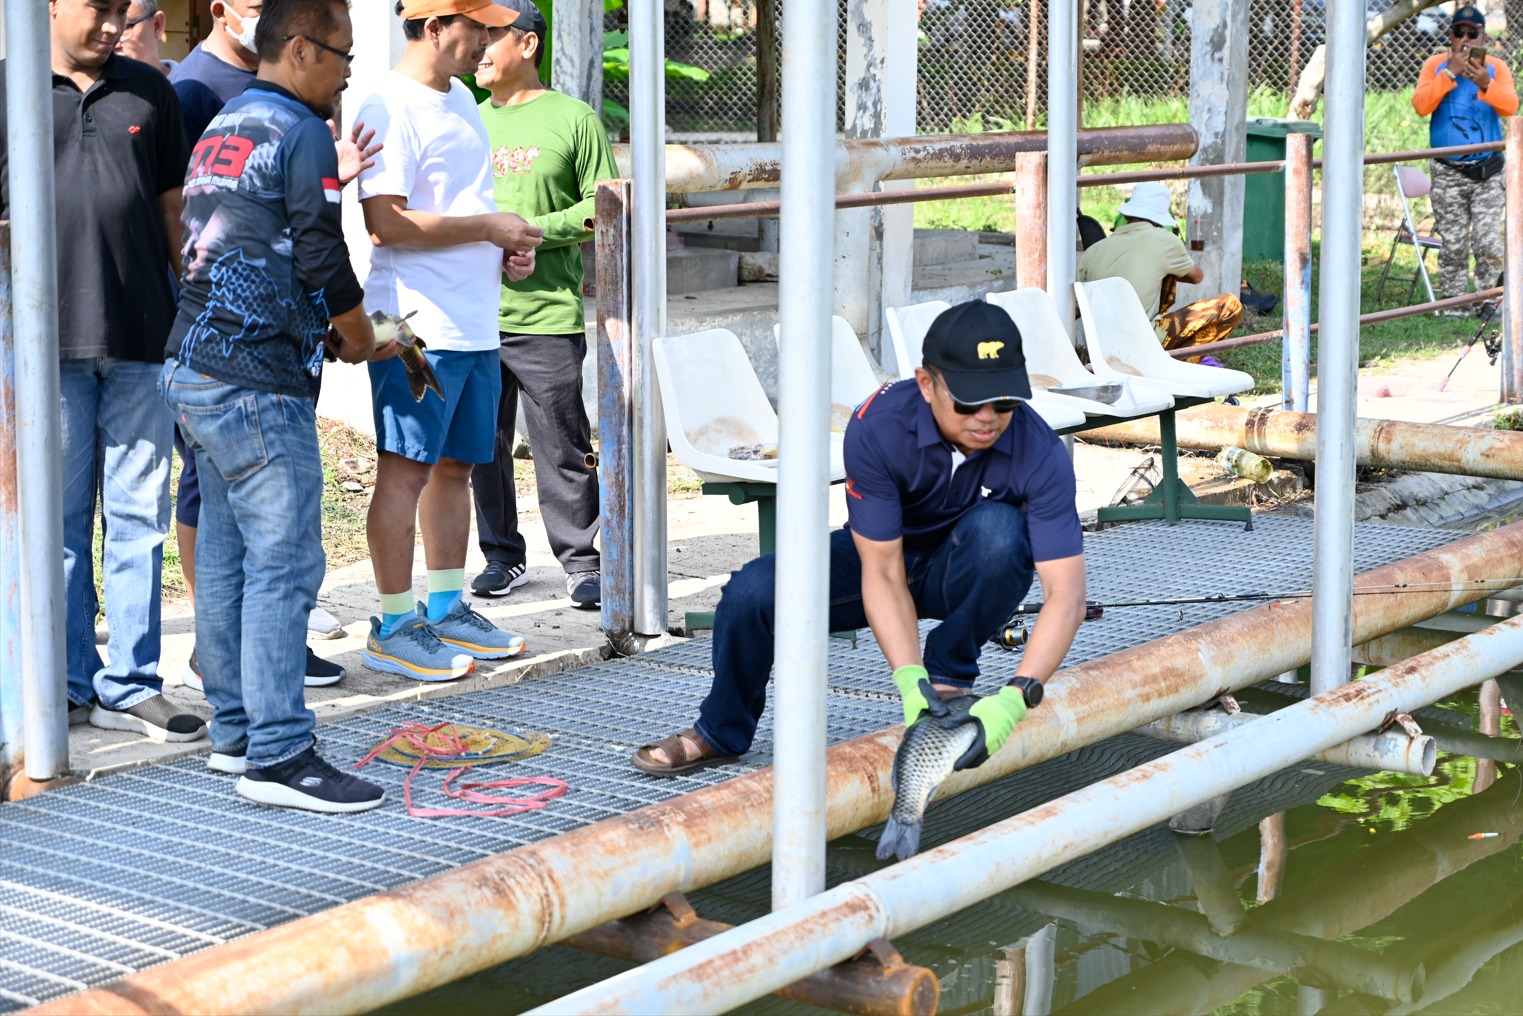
left=322, top=178, right=341, bottom=204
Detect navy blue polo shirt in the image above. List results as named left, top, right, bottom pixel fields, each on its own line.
left=0, top=54, right=188, bottom=362
left=843, top=379, right=1084, bottom=561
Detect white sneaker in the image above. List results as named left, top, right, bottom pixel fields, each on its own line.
left=307, top=605, right=345, bottom=640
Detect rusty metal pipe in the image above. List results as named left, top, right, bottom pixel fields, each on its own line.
left=563, top=895, right=938, bottom=1016
left=38, top=525, right=1523, bottom=1015
left=611, top=125, right=1200, bottom=193
left=1013, top=151, right=1047, bottom=292
left=1084, top=403, right=1523, bottom=481
left=1133, top=709, right=1437, bottom=774
left=594, top=181, right=634, bottom=639
left=1283, top=133, right=1314, bottom=411
left=537, top=616, right=1523, bottom=1014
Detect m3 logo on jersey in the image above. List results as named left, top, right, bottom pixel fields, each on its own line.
left=492, top=145, right=541, bottom=176
left=977, top=340, right=1005, bottom=360
left=188, top=133, right=255, bottom=179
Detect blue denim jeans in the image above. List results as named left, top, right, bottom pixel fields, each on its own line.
left=161, top=361, right=322, bottom=767
left=60, top=358, right=172, bottom=710
left=695, top=501, right=1037, bottom=756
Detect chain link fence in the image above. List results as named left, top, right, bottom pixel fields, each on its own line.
left=608, top=1, right=1514, bottom=234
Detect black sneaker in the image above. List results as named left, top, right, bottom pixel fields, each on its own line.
left=304, top=647, right=346, bottom=687
left=471, top=560, right=528, bottom=598
left=90, top=695, right=207, bottom=743
left=208, top=743, right=247, bottom=775
left=566, top=570, right=601, bottom=609
left=236, top=747, right=385, bottom=813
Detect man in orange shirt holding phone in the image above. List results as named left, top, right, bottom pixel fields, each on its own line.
left=1412, top=6, right=1518, bottom=308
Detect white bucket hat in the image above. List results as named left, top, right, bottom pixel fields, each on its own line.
left=1117, top=181, right=1177, bottom=229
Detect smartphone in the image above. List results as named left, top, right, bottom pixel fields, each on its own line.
left=1472, top=45, right=1488, bottom=64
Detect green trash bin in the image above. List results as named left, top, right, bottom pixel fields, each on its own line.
left=1242, top=118, right=1322, bottom=263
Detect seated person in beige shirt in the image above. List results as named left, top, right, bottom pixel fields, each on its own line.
left=1077, top=181, right=1242, bottom=362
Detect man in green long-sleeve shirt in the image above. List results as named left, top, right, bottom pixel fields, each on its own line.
left=469, top=0, right=617, bottom=608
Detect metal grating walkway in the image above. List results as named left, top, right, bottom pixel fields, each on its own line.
left=0, top=515, right=1464, bottom=1010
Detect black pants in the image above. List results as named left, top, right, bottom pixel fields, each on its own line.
left=471, top=331, right=600, bottom=574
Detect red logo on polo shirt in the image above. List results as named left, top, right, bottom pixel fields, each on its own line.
left=128, top=125, right=141, bottom=134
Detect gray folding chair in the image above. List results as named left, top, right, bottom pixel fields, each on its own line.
left=1374, top=165, right=1440, bottom=307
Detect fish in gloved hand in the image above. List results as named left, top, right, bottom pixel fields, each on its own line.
left=370, top=310, right=444, bottom=402
left=876, top=695, right=980, bottom=862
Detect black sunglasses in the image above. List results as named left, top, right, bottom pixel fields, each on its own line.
left=1452, top=26, right=1481, bottom=39
left=285, top=33, right=355, bottom=65
left=932, top=372, right=1020, bottom=415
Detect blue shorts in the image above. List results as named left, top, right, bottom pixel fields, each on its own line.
left=369, top=347, right=500, bottom=465
left=172, top=423, right=201, bottom=527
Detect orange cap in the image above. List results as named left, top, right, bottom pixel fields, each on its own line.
left=399, top=0, right=518, bottom=26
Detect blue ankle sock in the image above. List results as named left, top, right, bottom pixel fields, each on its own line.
left=426, top=568, right=465, bottom=623
left=378, top=591, right=416, bottom=637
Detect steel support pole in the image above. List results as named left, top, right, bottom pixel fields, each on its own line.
left=1309, top=0, right=1365, bottom=696
left=769, top=0, right=836, bottom=910
left=1045, top=0, right=1079, bottom=340
left=1013, top=151, right=1048, bottom=292
left=1283, top=132, right=1313, bottom=412
left=595, top=181, right=635, bottom=641
left=532, top=616, right=1523, bottom=1016
left=1, top=226, right=22, bottom=780
left=628, top=0, right=669, bottom=637
left=4, top=3, right=68, bottom=782
left=1504, top=116, right=1523, bottom=405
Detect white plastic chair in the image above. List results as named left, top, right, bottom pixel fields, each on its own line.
left=1073, top=278, right=1254, bottom=399
left=772, top=315, right=886, bottom=433
left=885, top=300, right=952, bottom=379
left=985, top=288, right=1175, bottom=418
left=652, top=328, right=845, bottom=485
left=1374, top=165, right=1440, bottom=307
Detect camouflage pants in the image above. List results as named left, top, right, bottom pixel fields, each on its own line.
left=1429, top=159, right=1506, bottom=300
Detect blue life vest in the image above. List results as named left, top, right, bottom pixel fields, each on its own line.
left=1431, top=61, right=1503, bottom=160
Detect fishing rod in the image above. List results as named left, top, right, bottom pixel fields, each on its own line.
left=1438, top=291, right=1502, bottom=393
left=992, top=577, right=1523, bottom=649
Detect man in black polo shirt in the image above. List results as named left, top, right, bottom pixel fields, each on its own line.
left=633, top=301, right=1088, bottom=776
left=0, top=0, right=202, bottom=742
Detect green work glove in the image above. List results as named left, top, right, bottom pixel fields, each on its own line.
left=893, top=665, right=949, bottom=727
left=947, top=685, right=1029, bottom=770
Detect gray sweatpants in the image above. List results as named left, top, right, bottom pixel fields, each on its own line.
left=1430, top=158, right=1506, bottom=300
left=471, top=332, right=600, bottom=575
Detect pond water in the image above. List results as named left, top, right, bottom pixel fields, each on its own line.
left=381, top=690, right=1521, bottom=1016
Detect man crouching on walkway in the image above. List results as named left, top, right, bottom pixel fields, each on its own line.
left=633, top=302, right=1087, bottom=776
left=163, top=0, right=394, bottom=812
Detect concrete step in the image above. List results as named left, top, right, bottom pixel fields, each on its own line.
left=674, top=217, right=762, bottom=253
left=915, top=228, right=981, bottom=267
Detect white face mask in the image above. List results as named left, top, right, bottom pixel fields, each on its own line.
left=229, top=9, right=258, bottom=52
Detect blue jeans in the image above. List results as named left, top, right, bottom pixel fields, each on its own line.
left=161, top=361, right=322, bottom=767
left=60, top=358, right=172, bottom=710
left=696, top=501, right=1037, bottom=756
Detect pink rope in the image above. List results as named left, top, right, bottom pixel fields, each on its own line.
left=355, top=721, right=568, bottom=819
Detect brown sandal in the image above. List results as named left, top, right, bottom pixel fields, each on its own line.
left=631, top=728, right=739, bottom=777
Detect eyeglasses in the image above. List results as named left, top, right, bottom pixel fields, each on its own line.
left=932, top=373, right=1020, bottom=415
left=1452, top=26, right=1481, bottom=39
left=284, top=33, right=355, bottom=65
left=113, top=12, right=150, bottom=46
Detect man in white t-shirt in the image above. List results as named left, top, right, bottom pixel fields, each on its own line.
left=356, top=0, right=544, bottom=681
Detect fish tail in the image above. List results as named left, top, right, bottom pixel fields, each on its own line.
left=875, top=816, right=923, bottom=862
left=412, top=337, right=445, bottom=402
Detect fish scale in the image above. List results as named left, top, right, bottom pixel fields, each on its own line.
left=877, top=696, right=980, bottom=862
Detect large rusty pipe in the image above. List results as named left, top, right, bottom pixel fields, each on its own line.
left=536, top=616, right=1523, bottom=1014
left=1133, top=708, right=1437, bottom=774
left=1085, top=403, right=1523, bottom=481
left=610, top=125, right=1199, bottom=193
left=36, top=525, right=1523, bottom=1015
left=1013, top=151, right=1047, bottom=292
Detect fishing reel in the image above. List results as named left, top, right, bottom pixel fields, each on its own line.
left=992, top=603, right=1105, bottom=651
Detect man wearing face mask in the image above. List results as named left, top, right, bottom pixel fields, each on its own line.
left=171, top=0, right=260, bottom=145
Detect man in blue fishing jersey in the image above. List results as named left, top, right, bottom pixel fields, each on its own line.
left=161, top=0, right=398, bottom=814
left=632, top=301, right=1087, bottom=777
